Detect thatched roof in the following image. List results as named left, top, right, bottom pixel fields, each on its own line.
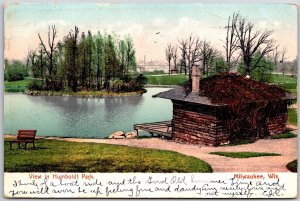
left=153, top=73, right=294, bottom=106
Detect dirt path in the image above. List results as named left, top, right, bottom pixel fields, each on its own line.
left=42, top=135, right=297, bottom=172
left=5, top=124, right=297, bottom=172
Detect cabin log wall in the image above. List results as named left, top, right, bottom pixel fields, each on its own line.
left=171, top=100, right=288, bottom=146
left=267, top=112, right=288, bottom=135
left=172, top=101, right=230, bottom=146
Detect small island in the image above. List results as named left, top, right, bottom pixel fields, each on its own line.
left=5, top=26, right=148, bottom=97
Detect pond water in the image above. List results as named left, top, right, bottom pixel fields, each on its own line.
left=4, top=88, right=172, bottom=138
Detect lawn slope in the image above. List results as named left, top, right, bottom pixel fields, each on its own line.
left=5, top=138, right=212, bottom=173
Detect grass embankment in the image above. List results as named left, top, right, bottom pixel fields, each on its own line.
left=4, top=138, right=212, bottom=173
left=288, top=108, right=297, bottom=125
left=4, top=79, right=31, bottom=92
left=4, top=78, right=145, bottom=97
left=270, top=132, right=297, bottom=139
left=286, top=159, right=297, bottom=172
left=272, top=74, right=297, bottom=94
left=142, top=70, right=166, bottom=75
left=146, top=74, right=188, bottom=85
left=146, top=73, right=297, bottom=91
left=274, top=75, right=298, bottom=126
left=209, top=152, right=281, bottom=158
left=222, top=131, right=297, bottom=146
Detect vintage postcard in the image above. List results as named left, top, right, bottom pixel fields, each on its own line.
left=3, top=1, right=298, bottom=199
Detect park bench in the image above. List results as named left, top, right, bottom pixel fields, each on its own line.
left=7, top=130, right=37, bottom=150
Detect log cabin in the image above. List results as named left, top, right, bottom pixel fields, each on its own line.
left=153, top=65, right=294, bottom=146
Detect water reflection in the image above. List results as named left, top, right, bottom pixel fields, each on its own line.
left=103, top=96, right=144, bottom=122
left=4, top=88, right=171, bottom=138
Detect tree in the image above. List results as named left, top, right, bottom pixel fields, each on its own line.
left=238, top=52, right=274, bottom=82
left=178, top=41, right=187, bottom=75
left=171, top=46, right=178, bottom=72
left=272, top=45, right=280, bottom=73
left=86, top=30, right=95, bottom=89
left=279, top=47, right=288, bottom=75
left=94, top=32, right=105, bottom=90
left=79, top=32, right=88, bottom=89
left=117, top=35, right=136, bottom=80
left=26, top=25, right=139, bottom=92
left=55, top=42, right=67, bottom=89
left=38, top=25, right=59, bottom=90
left=27, top=50, right=38, bottom=78
left=77, top=30, right=95, bottom=90
left=223, top=12, right=240, bottom=71
left=36, top=45, right=47, bottom=79
left=64, top=26, right=80, bottom=92
left=289, top=58, right=298, bottom=77
left=118, top=39, right=127, bottom=78
left=104, top=34, right=119, bottom=90
left=233, top=15, right=275, bottom=76
left=165, top=43, right=173, bottom=75
left=200, top=40, right=218, bottom=76
left=211, top=56, right=226, bottom=75
left=178, top=35, right=202, bottom=81
left=124, top=36, right=137, bottom=75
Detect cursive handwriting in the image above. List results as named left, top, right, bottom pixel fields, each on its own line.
left=6, top=173, right=293, bottom=198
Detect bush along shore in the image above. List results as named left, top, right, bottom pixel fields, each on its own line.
left=24, top=89, right=146, bottom=98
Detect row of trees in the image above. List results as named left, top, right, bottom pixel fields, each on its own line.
left=27, top=26, right=146, bottom=92
left=165, top=12, right=296, bottom=82
left=165, top=35, right=228, bottom=81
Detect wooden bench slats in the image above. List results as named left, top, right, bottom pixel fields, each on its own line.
left=17, top=135, right=35, bottom=139
left=7, top=130, right=37, bottom=150
left=18, top=133, right=35, bottom=135
left=18, top=130, right=37, bottom=133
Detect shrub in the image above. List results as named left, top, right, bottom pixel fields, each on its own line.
left=134, top=74, right=148, bottom=89
left=27, top=80, right=45, bottom=91
left=270, top=132, right=297, bottom=139
left=209, top=152, right=281, bottom=158
left=5, top=60, right=28, bottom=81
left=286, top=160, right=297, bottom=172
left=110, top=79, right=125, bottom=92
left=6, top=71, right=24, bottom=82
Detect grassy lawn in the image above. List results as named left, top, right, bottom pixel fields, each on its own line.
left=142, top=70, right=166, bottom=75
left=288, top=108, right=297, bottom=125
left=4, top=79, right=31, bottom=92
left=146, top=74, right=188, bottom=85
left=145, top=73, right=297, bottom=91
left=209, top=152, right=281, bottom=158
left=5, top=74, right=296, bottom=93
left=286, top=159, right=297, bottom=172
left=4, top=138, right=212, bottom=173
left=270, top=132, right=297, bottom=139
left=271, top=74, right=297, bottom=94
left=272, top=74, right=297, bottom=83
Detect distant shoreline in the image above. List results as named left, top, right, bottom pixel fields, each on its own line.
left=145, top=84, right=177, bottom=88
left=5, top=85, right=175, bottom=93
left=23, top=89, right=147, bottom=98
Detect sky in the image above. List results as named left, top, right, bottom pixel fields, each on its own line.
left=4, top=3, right=298, bottom=62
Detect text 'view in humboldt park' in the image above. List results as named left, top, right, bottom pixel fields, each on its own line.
left=4, top=3, right=297, bottom=173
